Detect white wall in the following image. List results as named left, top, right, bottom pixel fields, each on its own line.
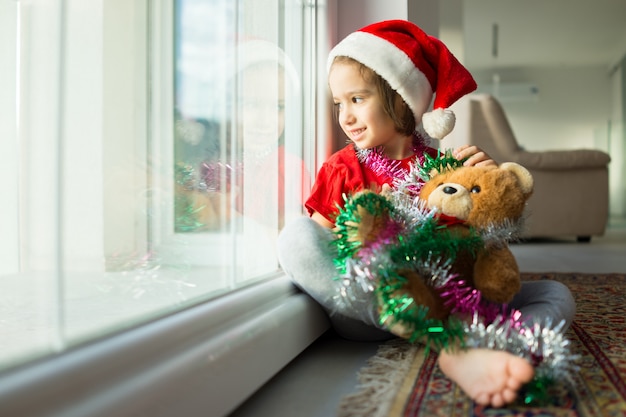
left=336, top=0, right=407, bottom=40
left=471, top=66, right=612, bottom=151
left=609, top=61, right=625, bottom=218
left=330, top=1, right=625, bottom=219
left=471, top=63, right=624, bottom=220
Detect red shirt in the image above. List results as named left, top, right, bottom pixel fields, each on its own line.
left=305, top=144, right=437, bottom=223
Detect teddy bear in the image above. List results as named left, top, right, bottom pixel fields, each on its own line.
left=420, top=162, right=534, bottom=300
left=332, top=159, right=534, bottom=342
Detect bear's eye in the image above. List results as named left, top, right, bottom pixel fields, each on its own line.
left=470, top=185, right=481, bottom=194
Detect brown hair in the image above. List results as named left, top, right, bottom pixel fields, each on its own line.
left=330, top=56, right=416, bottom=136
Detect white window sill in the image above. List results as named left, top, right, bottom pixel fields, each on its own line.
left=0, top=274, right=330, bottom=417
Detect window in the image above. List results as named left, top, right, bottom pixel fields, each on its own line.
left=166, top=0, right=310, bottom=285
left=0, top=0, right=317, bottom=375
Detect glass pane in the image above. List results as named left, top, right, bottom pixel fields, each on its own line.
left=0, top=0, right=64, bottom=370
left=171, top=0, right=309, bottom=284
left=0, top=0, right=310, bottom=373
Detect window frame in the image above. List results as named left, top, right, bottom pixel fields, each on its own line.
left=0, top=0, right=333, bottom=415
left=0, top=276, right=329, bottom=417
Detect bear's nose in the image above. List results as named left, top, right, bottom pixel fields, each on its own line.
left=443, top=186, right=457, bottom=195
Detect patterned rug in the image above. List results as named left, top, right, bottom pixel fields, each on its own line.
left=338, top=273, right=626, bottom=417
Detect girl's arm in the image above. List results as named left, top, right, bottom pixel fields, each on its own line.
left=311, top=211, right=334, bottom=228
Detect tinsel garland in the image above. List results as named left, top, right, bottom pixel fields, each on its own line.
left=333, top=191, right=510, bottom=343
left=463, top=314, right=579, bottom=405
left=417, top=148, right=467, bottom=182
left=355, top=132, right=432, bottom=196
left=332, top=149, right=577, bottom=404
left=175, top=163, right=208, bottom=232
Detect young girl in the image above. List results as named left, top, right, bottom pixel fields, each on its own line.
left=278, top=20, right=575, bottom=408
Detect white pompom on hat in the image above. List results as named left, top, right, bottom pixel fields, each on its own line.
left=327, top=20, right=477, bottom=140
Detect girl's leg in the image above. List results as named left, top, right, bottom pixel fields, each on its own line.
left=439, top=279, right=576, bottom=408
left=277, top=216, right=393, bottom=341
left=509, top=280, right=576, bottom=328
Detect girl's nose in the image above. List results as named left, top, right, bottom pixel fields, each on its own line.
left=340, top=107, right=355, bottom=125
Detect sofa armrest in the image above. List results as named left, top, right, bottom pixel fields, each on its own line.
left=509, top=149, right=610, bottom=170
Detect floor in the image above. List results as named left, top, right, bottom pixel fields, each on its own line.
left=229, top=219, right=626, bottom=417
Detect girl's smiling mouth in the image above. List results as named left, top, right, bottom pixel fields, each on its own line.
left=348, top=128, right=366, bottom=140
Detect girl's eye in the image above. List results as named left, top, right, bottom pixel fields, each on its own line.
left=352, top=97, right=363, bottom=104
left=471, top=185, right=481, bottom=193
left=334, top=102, right=343, bottom=111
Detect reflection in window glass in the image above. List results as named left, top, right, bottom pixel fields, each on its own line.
left=0, top=0, right=311, bottom=373
left=172, top=0, right=309, bottom=282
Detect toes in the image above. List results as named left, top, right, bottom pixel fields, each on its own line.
left=490, top=393, right=505, bottom=408
left=501, top=387, right=518, bottom=405
left=491, top=388, right=518, bottom=408
left=474, top=392, right=490, bottom=406
left=508, top=357, right=534, bottom=385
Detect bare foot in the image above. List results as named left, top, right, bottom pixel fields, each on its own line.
left=438, top=348, right=534, bottom=408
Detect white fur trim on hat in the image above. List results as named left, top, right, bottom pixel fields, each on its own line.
left=328, top=31, right=433, bottom=127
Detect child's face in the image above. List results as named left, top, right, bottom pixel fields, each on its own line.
left=329, top=61, right=406, bottom=155
left=240, top=63, right=286, bottom=154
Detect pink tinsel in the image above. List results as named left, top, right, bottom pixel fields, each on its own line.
left=357, top=133, right=431, bottom=197
left=355, top=219, right=404, bottom=262
left=438, top=278, right=503, bottom=323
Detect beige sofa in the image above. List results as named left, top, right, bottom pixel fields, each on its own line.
left=443, top=94, right=611, bottom=241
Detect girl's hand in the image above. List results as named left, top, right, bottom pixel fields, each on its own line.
left=453, top=145, right=497, bottom=167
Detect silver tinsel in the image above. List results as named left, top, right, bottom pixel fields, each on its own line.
left=333, top=254, right=388, bottom=312
left=386, top=184, right=437, bottom=228
left=333, top=153, right=579, bottom=391
left=463, top=313, right=579, bottom=385
left=479, top=216, right=528, bottom=249
left=412, top=253, right=456, bottom=289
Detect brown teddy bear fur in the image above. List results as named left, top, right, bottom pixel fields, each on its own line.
left=418, top=162, right=534, bottom=307
left=365, top=162, right=534, bottom=337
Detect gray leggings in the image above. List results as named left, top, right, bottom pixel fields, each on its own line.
left=277, top=217, right=576, bottom=341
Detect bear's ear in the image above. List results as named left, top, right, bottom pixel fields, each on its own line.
left=500, top=162, right=533, bottom=195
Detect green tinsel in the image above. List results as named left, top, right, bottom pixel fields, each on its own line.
left=417, top=148, right=467, bottom=181
left=388, top=216, right=483, bottom=269
left=332, top=189, right=485, bottom=350
left=376, top=269, right=466, bottom=350
left=174, top=163, right=206, bottom=232
left=521, top=376, right=556, bottom=405
left=175, top=201, right=206, bottom=232
left=332, top=155, right=577, bottom=401
left=332, top=192, right=395, bottom=273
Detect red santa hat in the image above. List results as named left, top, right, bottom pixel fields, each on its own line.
left=327, top=20, right=477, bottom=140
